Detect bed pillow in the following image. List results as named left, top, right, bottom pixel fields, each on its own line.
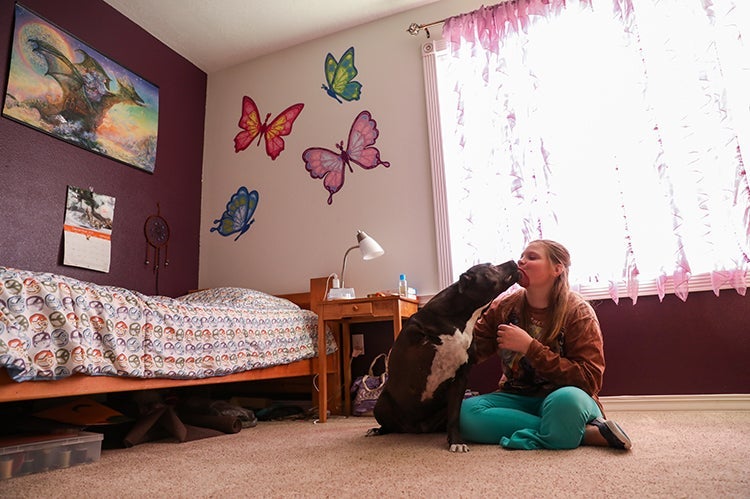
left=177, top=287, right=300, bottom=311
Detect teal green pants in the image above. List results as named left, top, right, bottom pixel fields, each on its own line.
left=459, top=386, right=603, bottom=450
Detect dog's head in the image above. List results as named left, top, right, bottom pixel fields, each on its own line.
left=457, top=261, right=519, bottom=304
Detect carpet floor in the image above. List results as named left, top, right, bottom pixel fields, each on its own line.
left=3, top=410, right=749, bottom=498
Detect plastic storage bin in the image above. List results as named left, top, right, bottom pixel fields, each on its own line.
left=0, top=431, right=103, bottom=479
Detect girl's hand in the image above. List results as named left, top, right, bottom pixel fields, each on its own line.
left=496, top=323, right=533, bottom=354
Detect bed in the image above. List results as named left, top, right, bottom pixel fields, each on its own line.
left=0, top=266, right=340, bottom=417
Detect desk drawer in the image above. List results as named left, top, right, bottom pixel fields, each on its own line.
left=328, top=301, right=374, bottom=318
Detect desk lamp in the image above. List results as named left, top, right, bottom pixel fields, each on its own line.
left=328, top=230, right=384, bottom=299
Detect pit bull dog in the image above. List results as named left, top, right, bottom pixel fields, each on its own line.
left=367, top=261, right=519, bottom=452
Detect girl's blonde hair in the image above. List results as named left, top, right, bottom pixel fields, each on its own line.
left=524, top=239, right=571, bottom=346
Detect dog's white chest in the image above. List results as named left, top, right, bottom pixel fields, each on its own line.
left=421, top=306, right=485, bottom=402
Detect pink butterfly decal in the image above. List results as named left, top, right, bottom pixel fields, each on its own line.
left=302, top=110, right=390, bottom=204
left=234, top=96, right=304, bottom=160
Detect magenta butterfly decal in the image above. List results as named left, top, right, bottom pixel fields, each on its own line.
left=302, top=110, right=390, bottom=204
left=234, top=96, right=304, bottom=160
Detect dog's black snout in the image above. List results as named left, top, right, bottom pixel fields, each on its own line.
left=494, top=260, right=520, bottom=285
left=507, top=271, right=519, bottom=285
left=497, top=259, right=518, bottom=272
left=496, top=259, right=518, bottom=270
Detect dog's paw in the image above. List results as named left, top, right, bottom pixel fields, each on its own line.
left=366, top=427, right=382, bottom=437
left=449, top=443, right=470, bottom=453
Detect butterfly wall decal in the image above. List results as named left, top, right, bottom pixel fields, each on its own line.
left=302, top=110, right=390, bottom=205
left=321, top=47, right=362, bottom=104
left=210, top=186, right=258, bottom=241
left=233, top=96, right=304, bottom=160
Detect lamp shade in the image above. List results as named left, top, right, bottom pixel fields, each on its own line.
left=356, top=230, right=384, bottom=260
left=338, top=230, right=385, bottom=289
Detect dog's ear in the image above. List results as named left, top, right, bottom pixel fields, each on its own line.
left=458, top=271, right=474, bottom=294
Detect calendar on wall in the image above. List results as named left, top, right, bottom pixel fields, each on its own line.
left=63, top=186, right=116, bottom=273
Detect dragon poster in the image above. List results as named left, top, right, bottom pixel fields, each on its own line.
left=2, top=4, right=159, bottom=173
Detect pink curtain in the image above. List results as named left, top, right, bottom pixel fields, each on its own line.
left=444, top=1, right=587, bottom=55
left=439, top=0, right=750, bottom=302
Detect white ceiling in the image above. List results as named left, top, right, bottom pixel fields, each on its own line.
left=102, top=0, right=441, bottom=73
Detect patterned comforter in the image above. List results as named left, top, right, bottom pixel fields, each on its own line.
left=0, top=266, right=336, bottom=382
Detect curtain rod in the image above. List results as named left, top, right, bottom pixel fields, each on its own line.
left=406, top=0, right=517, bottom=38
left=406, top=19, right=445, bottom=38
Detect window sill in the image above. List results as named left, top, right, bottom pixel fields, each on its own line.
left=574, top=272, right=749, bottom=302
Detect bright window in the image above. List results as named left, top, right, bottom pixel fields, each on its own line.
left=423, top=0, right=750, bottom=302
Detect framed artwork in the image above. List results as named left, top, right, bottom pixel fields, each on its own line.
left=2, top=4, right=159, bottom=173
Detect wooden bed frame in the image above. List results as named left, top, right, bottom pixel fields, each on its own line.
left=0, top=278, right=342, bottom=416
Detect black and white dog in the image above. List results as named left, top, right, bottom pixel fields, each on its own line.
left=368, top=261, right=519, bottom=452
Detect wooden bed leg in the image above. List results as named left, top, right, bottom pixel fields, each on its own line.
left=310, top=277, right=330, bottom=422
left=328, top=324, right=343, bottom=415
left=317, top=314, right=328, bottom=422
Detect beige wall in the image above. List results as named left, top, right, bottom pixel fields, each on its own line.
left=200, top=0, right=485, bottom=296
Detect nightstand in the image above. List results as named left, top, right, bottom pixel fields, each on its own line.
left=316, top=294, right=418, bottom=420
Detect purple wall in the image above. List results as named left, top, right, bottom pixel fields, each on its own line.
left=0, top=0, right=206, bottom=297
left=594, top=289, right=750, bottom=395
left=468, top=288, right=750, bottom=396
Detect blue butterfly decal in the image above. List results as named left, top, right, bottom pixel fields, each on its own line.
left=321, top=47, right=362, bottom=103
left=210, top=186, right=258, bottom=241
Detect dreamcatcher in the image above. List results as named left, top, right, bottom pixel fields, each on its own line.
left=144, top=204, right=170, bottom=294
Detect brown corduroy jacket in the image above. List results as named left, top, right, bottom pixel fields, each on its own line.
left=473, top=289, right=606, bottom=412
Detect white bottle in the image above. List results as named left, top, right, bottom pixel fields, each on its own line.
left=398, top=274, right=408, bottom=297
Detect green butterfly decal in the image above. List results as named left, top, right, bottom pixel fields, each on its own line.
left=321, top=46, right=362, bottom=104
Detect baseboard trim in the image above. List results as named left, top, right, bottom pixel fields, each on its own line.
left=601, top=394, right=750, bottom=412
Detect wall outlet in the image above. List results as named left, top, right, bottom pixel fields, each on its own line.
left=352, top=334, right=365, bottom=357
